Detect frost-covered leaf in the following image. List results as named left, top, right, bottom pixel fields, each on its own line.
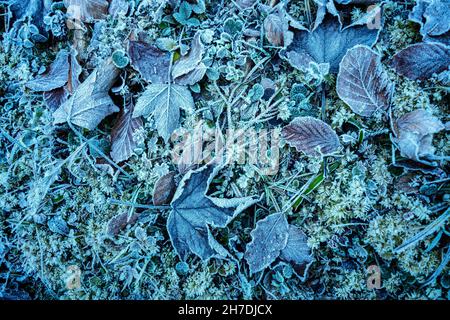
left=410, top=0, right=450, bottom=38
left=106, top=211, right=139, bottom=237
left=133, top=83, right=194, bottom=142
left=422, top=0, right=450, bottom=36
left=390, top=42, right=450, bottom=80
left=27, top=48, right=82, bottom=110
left=263, top=7, right=293, bottom=47
left=245, top=213, right=289, bottom=274
left=153, top=171, right=177, bottom=205
left=284, top=14, right=380, bottom=73
left=26, top=49, right=70, bottom=92
left=394, top=109, right=445, bottom=161
left=128, top=41, right=171, bottom=83
left=44, top=88, right=69, bottom=111
left=108, top=0, right=129, bottom=17
left=337, top=45, right=394, bottom=117
left=172, top=31, right=206, bottom=84
left=53, top=59, right=120, bottom=130
left=64, top=0, right=109, bottom=23
left=110, top=101, right=143, bottom=163
left=10, top=0, right=51, bottom=33
left=280, top=226, right=314, bottom=266
left=174, top=63, right=207, bottom=86
left=282, top=116, right=341, bottom=156
left=168, top=165, right=258, bottom=261
left=47, top=216, right=69, bottom=236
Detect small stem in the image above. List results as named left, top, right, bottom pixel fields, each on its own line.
left=321, top=83, right=326, bottom=121
left=109, top=199, right=170, bottom=210
left=68, top=122, right=132, bottom=178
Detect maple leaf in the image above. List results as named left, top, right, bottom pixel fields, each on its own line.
left=167, top=165, right=259, bottom=261
left=133, top=83, right=194, bottom=142
left=284, top=13, right=380, bottom=73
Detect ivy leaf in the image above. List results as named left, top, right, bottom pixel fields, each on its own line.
left=63, top=0, right=109, bottom=23
left=128, top=41, right=171, bottom=84
left=110, top=100, right=143, bottom=163
left=394, top=109, right=445, bottom=162
left=284, top=13, right=380, bottom=73
left=245, top=213, right=289, bottom=274
left=133, top=83, right=194, bottom=142
left=167, top=165, right=259, bottom=261
left=390, top=42, right=450, bottom=80
left=337, top=45, right=394, bottom=117
left=282, top=116, right=341, bottom=156
left=53, top=59, right=120, bottom=130
left=280, top=226, right=314, bottom=267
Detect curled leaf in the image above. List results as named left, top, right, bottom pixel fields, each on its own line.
left=282, top=116, right=341, bottom=156
left=128, top=41, right=171, bottom=83
left=172, top=31, right=207, bottom=85
left=264, top=7, right=293, bottom=47
left=390, top=42, right=450, bottom=80
left=245, top=213, right=289, bottom=274
left=394, top=109, right=445, bottom=162
left=168, top=165, right=259, bottom=261
left=133, top=83, right=194, bottom=142
left=337, top=45, right=394, bottom=117
left=110, top=101, right=143, bottom=163
left=53, top=59, right=120, bottom=130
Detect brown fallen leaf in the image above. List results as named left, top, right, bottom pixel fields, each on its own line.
left=282, top=116, right=341, bottom=156
left=128, top=40, right=171, bottom=84
left=110, top=100, right=143, bottom=163
left=390, top=42, right=450, bottom=81
left=27, top=48, right=82, bottom=110
left=394, top=109, right=445, bottom=162
left=337, top=45, right=394, bottom=117
left=106, top=211, right=140, bottom=237
left=153, top=171, right=177, bottom=205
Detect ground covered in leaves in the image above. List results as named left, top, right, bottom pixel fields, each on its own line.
left=0, top=0, right=449, bottom=300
